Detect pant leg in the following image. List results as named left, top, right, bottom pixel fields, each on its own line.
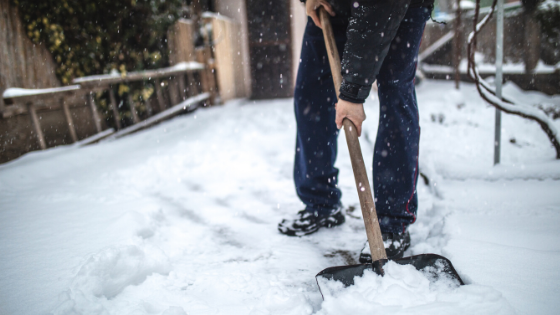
left=293, top=17, right=347, bottom=214
left=373, top=7, right=431, bottom=233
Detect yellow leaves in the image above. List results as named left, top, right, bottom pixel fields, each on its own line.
left=119, top=64, right=127, bottom=78
left=142, top=87, right=154, bottom=100
left=150, top=51, right=162, bottom=64
left=96, top=36, right=102, bottom=44
left=118, top=84, right=130, bottom=96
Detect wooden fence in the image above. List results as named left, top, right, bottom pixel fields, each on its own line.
left=202, top=13, right=248, bottom=102
left=0, top=15, right=246, bottom=163
left=1, top=62, right=210, bottom=153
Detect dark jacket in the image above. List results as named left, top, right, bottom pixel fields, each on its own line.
left=302, top=0, right=434, bottom=103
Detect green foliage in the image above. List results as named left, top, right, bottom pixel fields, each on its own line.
left=537, top=1, right=560, bottom=65
left=13, top=0, right=185, bottom=128
left=14, top=0, right=184, bottom=84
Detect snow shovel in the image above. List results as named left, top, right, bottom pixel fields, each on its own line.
left=315, top=7, right=464, bottom=293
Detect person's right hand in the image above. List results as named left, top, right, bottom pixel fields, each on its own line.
left=306, top=0, right=336, bottom=29
left=335, top=99, right=366, bottom=137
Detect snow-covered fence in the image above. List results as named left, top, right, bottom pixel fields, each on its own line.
left=2, top=86, right=100, bottom=151
left=72, top=61, right=210, bottom=140
left=73, top=62, right=207, bottom=129
left=1, top=62, right=210, bottom=162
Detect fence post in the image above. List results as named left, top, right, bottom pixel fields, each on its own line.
left=178, top=75, right=187, bottom=101
left=453, top=0, right=462, bottom=89
left=88, top=92, right=103, bottom=133
left=494, top=0, right=504, bottom=165
left=108, top=86, right=122, bottom=130
left=168, top=19, right=196, bottom=104
left=196, top=46, right=217, bottom=105
left=127, top=93, right=140, bottom=124
left=144, top=91, right=154, bottom=116
left=0, top=87, right=5, bottom=114
left=61, top=98, right=78, bottom=142
left=196, top=48, right=210, bottom=100
left=168, top=19, right=195, bottom=65
left=154, top=79, right=167, bottom=111
left=27, top=103, right=47, bottom=150
left=167, top=77, right=181, bottom=105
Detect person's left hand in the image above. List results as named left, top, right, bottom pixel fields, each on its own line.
left=335, top=99, right=366, bottom=137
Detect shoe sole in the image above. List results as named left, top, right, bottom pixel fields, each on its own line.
left=278, top=213, right=345, bottom=237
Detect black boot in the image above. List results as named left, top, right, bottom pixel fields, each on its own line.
left=359, top=230, right=411, bottom=262
left=278, top=206, right=345, bottom=236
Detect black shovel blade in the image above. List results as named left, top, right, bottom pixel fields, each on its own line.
left=316, top=254, right=464, bottom=289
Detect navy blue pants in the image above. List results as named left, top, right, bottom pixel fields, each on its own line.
left=293, top=7, right=431, bottom=234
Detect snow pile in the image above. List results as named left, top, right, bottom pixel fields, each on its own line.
left=317, top=262, right=514, bottom=315
left=53, top=245, right=171, bottom=314
left=249, top=288, right=313, bottom=315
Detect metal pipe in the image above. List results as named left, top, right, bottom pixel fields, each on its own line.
left=494, top=0, right=504, bottom=165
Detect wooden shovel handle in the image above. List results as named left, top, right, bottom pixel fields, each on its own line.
left=319, top=8, right=387, bottom=262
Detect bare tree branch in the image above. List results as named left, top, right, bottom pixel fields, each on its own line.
left=467, top=0, right=560, bottom=159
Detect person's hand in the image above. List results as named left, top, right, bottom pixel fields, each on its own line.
left=306, top=0, right=336, bottom=29
left=335, top=99, right=366, bottom=137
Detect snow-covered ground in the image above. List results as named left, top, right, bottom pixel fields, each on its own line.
left=1, top=80, right=559, bottom=315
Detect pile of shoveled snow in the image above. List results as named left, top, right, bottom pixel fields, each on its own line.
left=316, top=261, right=514, bottom=315
left=53, top=245, right=171, bottom=314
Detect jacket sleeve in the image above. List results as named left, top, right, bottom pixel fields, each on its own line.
left=339, top=0, right=412, bottom=104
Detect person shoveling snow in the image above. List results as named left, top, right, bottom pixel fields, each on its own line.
left=279, top=0, right=430, bottom=259
left=279, top=0, right=464, bottom=297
